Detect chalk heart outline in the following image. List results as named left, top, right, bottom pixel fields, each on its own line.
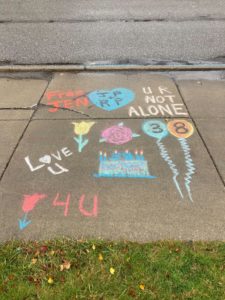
left=88, top=88, right=135, bottom=111
left=39, top=155, right=51, bottom=164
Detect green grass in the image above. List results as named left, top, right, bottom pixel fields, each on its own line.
left=0, top=240, right=224, bottom=300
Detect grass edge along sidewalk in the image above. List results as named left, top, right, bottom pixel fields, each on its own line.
left=0, top=239, right=224, bottom=299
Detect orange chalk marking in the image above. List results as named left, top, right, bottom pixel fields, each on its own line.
left=167, top=119, right=194, bottom=139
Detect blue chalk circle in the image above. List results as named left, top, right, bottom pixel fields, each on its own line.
left=142, top=120, right=168, bottom=140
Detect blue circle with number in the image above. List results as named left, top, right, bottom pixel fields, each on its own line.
left=142, top=120, right=169, bottom=140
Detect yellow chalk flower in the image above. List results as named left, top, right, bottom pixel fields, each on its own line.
left=72, top=121, right=95, bottom=135
left=110, top=267, right=115, bottom=275
left=139, top=284, right=145, bottom=290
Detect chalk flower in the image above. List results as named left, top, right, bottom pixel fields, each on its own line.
left=139, top=284, right=145, bottom=290
left=72, top=121, right=95, bottom=152
left=100, top=122, right=139, bottom=145
left=72, top=121, right=95, bottom=136
left=110, top=267, right=115, bottom=275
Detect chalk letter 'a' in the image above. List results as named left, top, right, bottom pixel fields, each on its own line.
left=79, top=195, right=98, bottom=217
left=128, top=106, right=140, bottom=117
left=24, top=156, right=45, bottom=172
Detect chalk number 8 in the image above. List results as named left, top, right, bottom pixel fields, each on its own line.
left=167, top=120, right=194, bottom=138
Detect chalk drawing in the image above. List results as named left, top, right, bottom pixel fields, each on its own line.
left=72, top=121, right=95, bottom=152
left=100, top=122, right=140, bottom=145
left=94, top=150, right=156, bottom=179
left=168, top=120, right=195, bottom=202
left=46, top=90, right=87, bottom=101
left=46, top=90, right=89, bottom=112
left=88, top=88, right=135, bottom=111
left=142, top=120, right=183, bottom=199
left=167, top=120, right=194, bottom=139
left=19, top=194, right=47, bottom=230
left=128, top=86, right=187, bottom=117
left=53, top=193, right=71, bottom=216
left=79, top=194, right=98, bottom=217
left=19, top=193, right=99, bottom=231
left=24, top=147, right=72, bottom=175
left=128, top=104, right=187, bottom=117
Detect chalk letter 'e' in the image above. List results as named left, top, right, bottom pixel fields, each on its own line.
left=61, top=147, right=73, bottom=157
left=24, top=156, right=45, bottom=172
left=172, top=103, right=188, bottom=116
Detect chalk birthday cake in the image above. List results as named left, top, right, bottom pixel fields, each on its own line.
left=94, top=150, right=156, bottom=179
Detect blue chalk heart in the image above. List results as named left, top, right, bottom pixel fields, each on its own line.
left=88, top=88, right=135, bottom=111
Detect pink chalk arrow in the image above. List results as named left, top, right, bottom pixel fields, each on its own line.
left=22, top=194, right=47, bottom=213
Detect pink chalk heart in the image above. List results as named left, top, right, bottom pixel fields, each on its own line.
left=39, top=155, right=51, bottom=164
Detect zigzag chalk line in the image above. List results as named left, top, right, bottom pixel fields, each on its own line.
left=178, top=138, right=196, bottom=202
left=156, top=139, right=183, bottom=199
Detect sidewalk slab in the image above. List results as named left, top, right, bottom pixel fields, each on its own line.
left=0, top=118, right=224, bottom=242
left=41, top=72, right=188, bottom=119
left=0, top=110, right=33, bottom=120
left=176, top=79, right=225, bottom=184
left=0, top=120, right=29, bottom=177
left=195, top=118, right=225, bottom=184
left=0, top=78, right=48, bottom=108
left=177, top=80, right=225, bottom=118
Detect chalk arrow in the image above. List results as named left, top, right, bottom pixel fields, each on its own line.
left=18, top=214, right=31, bottom=230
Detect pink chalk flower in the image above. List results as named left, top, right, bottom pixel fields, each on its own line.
left=100, top=123, right=139, bottom=145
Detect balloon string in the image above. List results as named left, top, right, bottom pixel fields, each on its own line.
left=156, top=139, right=183, bottom=199
left=178, top=138, right=196, bottom=202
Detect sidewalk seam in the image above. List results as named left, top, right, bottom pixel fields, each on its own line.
left=1, top=64, right=225, bottom=72
left=174, top=79, right=225, bottom=187
left=0, top=80, right=51, bottom=182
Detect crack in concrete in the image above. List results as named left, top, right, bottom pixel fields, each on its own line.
left=0, top=80, right=51, bottom=182
left=37, top=103, right=91, bottom=118
left=1, top=17, right=225, bottom=24
left=0, top=105, right=92, bottom=118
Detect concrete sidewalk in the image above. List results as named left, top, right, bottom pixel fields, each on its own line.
left=0, top=70, right=224, bottom=242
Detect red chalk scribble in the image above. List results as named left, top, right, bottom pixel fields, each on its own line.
left=75, top=96, right=89, bottom=107
left=22, top=194, right=47, bottom=213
